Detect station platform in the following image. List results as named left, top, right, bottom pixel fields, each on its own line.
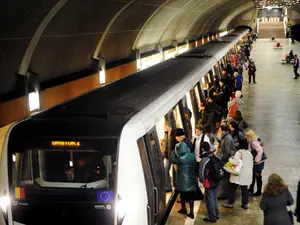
left=166, top=38, right=300, bottom=225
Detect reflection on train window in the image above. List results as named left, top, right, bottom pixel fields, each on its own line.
left=194, top=86, right=201, bottom=106
left=185, top=93, right=195, bottom=136
left=12, top=150, right=112, bottom=189
left=157, top=117, right=166, bottom=141
left=173, top=105, right=183, bottom=128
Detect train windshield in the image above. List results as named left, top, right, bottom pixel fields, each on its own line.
left=12, top=149, right=112, bottom=189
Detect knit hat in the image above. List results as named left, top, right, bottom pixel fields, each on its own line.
left=235, top=90, right=242, bottom=98
left=174, top=128, right=185, bottom=137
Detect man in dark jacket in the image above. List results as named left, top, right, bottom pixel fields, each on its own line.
left=293, top=54, right=299, bottom=79
left=218, top=125, right=236, bottom=199
left=199, top=142, right=220, bottom=223
left=295, top=181, right=300, bottom=222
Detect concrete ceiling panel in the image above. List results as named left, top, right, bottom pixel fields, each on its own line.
left=43, top=0, right=126, bottom=35
left=0, top=0, right=58, bottom=38
left=1, top=0, right=262, bottom=97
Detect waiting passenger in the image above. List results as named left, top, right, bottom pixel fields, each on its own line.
left=222, top=139, right=253, bottom=210
left=293, top=54, right=299, bottom=79
left=219, top=79, right=230, bottom=115
left=183, top=108, right=193, bottom=140
left=229, top=121, right=245, bottom=150
left=199, top=142, right=220, bottom=223
left=217, top=125, right=236, bottom=200
left=234, top=72, right=243, bottom=91
left=289, top=50, right=294, bottom=59
left=260, top=173, right=294, bottom=225
left=232, top=110, right=248, bottom=131
left=163, top=121, right=177, bottom=192
left=245, top=130, right=265, bottom=196
left=174, top=128, right=193, bottom=153
left=193, top=125, right=210, bottom=162
left=248, top=59, right=257, bottom=84
left=170, top=130, right=198, bottom=219
left=197, top=102, right=216, bottom=142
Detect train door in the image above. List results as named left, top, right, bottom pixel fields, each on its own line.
left=145, top=129, right=165, bottom=225
left=138, top=128, right=166, bottom=225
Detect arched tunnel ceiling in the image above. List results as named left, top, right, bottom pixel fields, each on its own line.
left=0, top=0, right=255, bottom=97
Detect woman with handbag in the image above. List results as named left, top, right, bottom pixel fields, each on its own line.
left=245, top=130, right=266, bottom=196
left=260, top=173, right=294, bottom=225
left=170, top=128, right=202, bottom=219
left=222, top=139, right=253, bottom=209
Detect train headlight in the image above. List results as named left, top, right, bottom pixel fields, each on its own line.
left=116, top=196, right=126, bottom=224
left=0, top=196, right=10, bottom=214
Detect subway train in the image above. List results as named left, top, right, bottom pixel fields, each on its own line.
left=0, top=28, right=248, bottom=225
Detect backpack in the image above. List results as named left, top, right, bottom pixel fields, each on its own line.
left=209, top=155, right=224, bottom=181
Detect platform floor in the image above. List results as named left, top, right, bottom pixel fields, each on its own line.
left=166, top=39, right=300, bottom=225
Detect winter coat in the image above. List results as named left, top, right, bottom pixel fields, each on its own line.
left=260, top=190, right=294, bottom=225
left=231, top=130, right=245, bottom=150
left=170, top=142, right=197, bottom=192
left=197, top=109, right=216, bottom=133
left=229, top=149, right=253, bottom=186
left=233, top=119, right=248, bottom=131
left=199, top=151, right=220, bottom=189
left=235, top=74, right=243, bottom=90
left=248, top=62, right=256, bottom=75
left=219, top=132, right=236, bottom=164
left=235, top=91, right=244, bottom=113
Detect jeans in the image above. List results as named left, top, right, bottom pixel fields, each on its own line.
left=205, top=188, right=219, bottom=220
left=248, top=74, right=256, bottom=83
left=218, top=171, right=230, bottom=198
left=250, top=170, right=262, bottom=194
left=164, top=158, right=172, bottom=190
left=228, top=183, right=249, bottom=205
left=294, top=67, right=299, bottom=78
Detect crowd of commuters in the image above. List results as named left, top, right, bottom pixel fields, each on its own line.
left=161, top=31, right=300, bottom=224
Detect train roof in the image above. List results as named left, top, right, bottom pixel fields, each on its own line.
left=9, top=28, right=248, bottom=138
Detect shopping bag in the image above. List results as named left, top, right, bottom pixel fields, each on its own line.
left=223, top=160, right=243, bottom=175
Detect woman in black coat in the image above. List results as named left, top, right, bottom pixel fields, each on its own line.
left=295, top=181, right=300, bottom=222
left=260, top=173, right=294, bottom=225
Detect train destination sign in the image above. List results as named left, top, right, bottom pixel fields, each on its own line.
left=51, top=141, right=81, bottom=147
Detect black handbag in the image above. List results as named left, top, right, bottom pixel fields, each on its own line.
left=194, top=186, right=204, bottom=200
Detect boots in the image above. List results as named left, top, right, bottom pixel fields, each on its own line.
left=187, top=201, right=194, bottom=219
left=253, top=174, right=262, bottom=196
left=178, top=201, right=187, bottom=214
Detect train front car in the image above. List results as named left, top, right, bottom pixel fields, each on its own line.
left=0, top=118, right=123, bottom=225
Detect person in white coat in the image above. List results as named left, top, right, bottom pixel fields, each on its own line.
left=222, top=139, right=253, bottom=209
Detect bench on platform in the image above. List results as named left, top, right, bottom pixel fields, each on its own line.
left=281, top=60, right=294, bottom=64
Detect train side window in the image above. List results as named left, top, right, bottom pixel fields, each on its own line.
left=180, top=96, right=194, bottom=140
left=173, top=105, right=183, bottom=128
left=190, top=88, right=200, bottom=123
left=185, top=92, right=196, bottom=137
